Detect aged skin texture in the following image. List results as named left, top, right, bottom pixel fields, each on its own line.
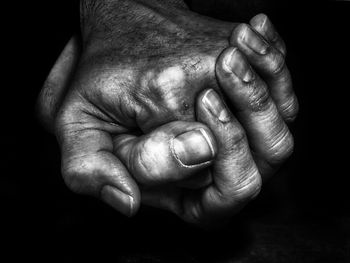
left=37, top=0, right=298, bottom=226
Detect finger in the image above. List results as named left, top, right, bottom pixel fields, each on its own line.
left=181, top=89, right=262, bottom=225
left=216, top=47, right=294, bottom=177
left=113, top=121, right=217, bottom=186
left=230, top=23, right=299, bottom=122
left=57, top=100, right=140, bottom=217
left=36, top=36, right=81, bottom=132
left=249, top=13, right=286, bottom=56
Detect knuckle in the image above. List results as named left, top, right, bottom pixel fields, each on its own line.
left=225, top=126, right=247, bottom=152
left=138, top=66, right=189, bottom=114
left=224, top=170, right=262, bottom=205
left=280, top=96, right=299, bottom=122
left=246, top=82, right=271, bottom=112
left=212, top=119, right=246, bottom=155
left=235, top=171, right=262, bottom=202
left=267, top=129, right=294, bottom=165
left=133, top=141, right=165, bottom=184
left=54, top=104, right=80, bottom=141
left=269, top=50, right=286, bottom=75
left=233, top=128, right=246, bottom=145
left=133, top=146, right=154, bottom=181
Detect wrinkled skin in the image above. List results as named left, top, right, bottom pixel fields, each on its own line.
left=37, top=0, right=298, bottom=227
left=75, top=0, right=235, bottom=131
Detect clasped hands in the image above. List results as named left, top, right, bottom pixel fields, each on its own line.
left=37, top=0, right=298, bottom=227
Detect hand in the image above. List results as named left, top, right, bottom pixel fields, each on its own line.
left=37, top=0, right=234, bottom=131
left=37, top=0, right=236, bottom=217
left=37, top=2, right=298, bottom=225
left=136, top=15, right=298, bottom=226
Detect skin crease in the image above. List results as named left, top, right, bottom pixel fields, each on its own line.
left=75, top=1, right=235, bottom=132
left=37, top=0, right=298, bottom=226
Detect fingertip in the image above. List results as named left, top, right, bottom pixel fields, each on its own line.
left=215, top=48, right=255, bottom=103
left=196, top=88, right=239, bottom=139
left=172, top=127, right=217, bottom=166
left=198, top=89, right=231, bottom=124
left=61, top=147, right=142, bottom=217
left=101, top=185, right=140, bottom=217
left=249, top=14, right=287, bottom=56
left=230, top=23, right=250, bottom=46
left=216, top=46, right=238, bottom=75
left=250, top=13, right=276, bottom=42
left=250, top=13, right=269, bottom=32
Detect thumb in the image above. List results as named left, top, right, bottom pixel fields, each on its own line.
left=113, top=121, right=217, bottom=185
left=36, top=36, right=80, bottom=132
left=57, top=106, right=140, bottom=217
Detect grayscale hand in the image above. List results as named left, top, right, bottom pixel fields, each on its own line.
left=37, top=0, right=298, bottom=226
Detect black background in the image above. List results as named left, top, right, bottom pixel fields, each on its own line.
left=2, top=0, right=349, bottom=262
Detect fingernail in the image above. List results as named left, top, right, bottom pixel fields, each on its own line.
left=224, top=48, right=254, bottom=82
left=202, top=89, right=231, bottom=123
left=172, top=128, right=216, bottom=166
left=241, top=26, right=269, bottom=55
left=101, top=185, right=134, bottom=217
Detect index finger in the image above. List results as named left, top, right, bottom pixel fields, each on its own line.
left=181, top=89, right=262, bottom=225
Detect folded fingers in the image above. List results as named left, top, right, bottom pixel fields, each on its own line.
left=230, top=16, right=299, bottom=122
left=216, top=47, right=294, bottom=177
left=249, top=13, right=287, bottom=56
left=113, top=121, right=217, bottom=186
left=56, top=100, right=140, bottom=217
left=180, top=89, right=262, bottom=225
